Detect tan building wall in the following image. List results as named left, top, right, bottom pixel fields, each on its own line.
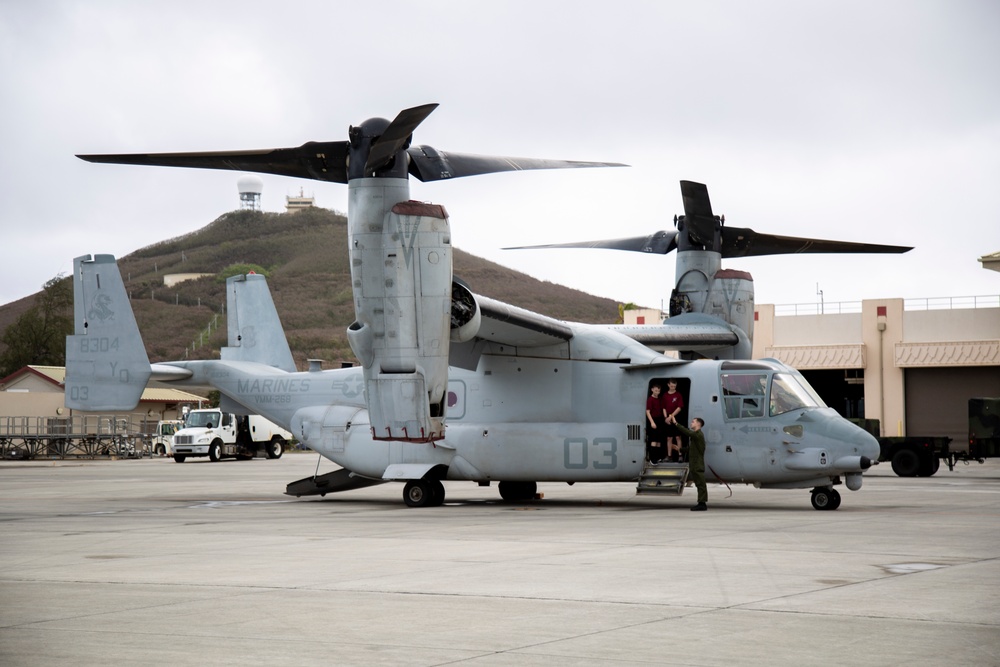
left=624, top=308, right=665, bottom=325
left=1, top=366, right=204, bottom=435
left=755, top=299, right=1000, bottom=437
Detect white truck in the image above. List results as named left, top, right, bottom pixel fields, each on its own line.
left=171, top=408, right=292, bottom=463
left=151, top=420, right=182, bottom=456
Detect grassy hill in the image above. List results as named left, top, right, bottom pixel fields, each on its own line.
left=1, top=208, right=621, bottom=369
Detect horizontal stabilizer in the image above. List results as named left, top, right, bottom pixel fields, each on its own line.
left=65, top=254, right=151, bottom=410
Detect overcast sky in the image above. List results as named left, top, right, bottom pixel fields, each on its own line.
left=2, top=0, right=998, bottom=313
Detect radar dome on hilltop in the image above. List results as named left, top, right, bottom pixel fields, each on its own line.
left=237, top=174, right=264, bottom=194
left=237, top=174, right=264, bottom=211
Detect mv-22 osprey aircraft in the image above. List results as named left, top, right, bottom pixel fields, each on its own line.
left=69, top=104, right=910, bottom=510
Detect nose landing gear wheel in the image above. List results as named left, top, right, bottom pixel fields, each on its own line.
left=811, top=487, right=841, bottom=511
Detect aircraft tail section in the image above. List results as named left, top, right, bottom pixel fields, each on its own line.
left=221, top=273, right=296, bottom=372
left=65, top=254, right=151, bottom=410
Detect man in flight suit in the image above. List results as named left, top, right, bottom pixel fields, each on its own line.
left=675, top=417, right=707, bottom=511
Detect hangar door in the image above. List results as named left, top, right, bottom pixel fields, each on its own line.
left=904, top=367, right=1000, bottom=444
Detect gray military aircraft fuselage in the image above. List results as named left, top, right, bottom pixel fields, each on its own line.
left=69, top=103, right=887, bottom=510
left=224, top=351, right=875, bottom=501
left=67, top=253, right=877, bottom=511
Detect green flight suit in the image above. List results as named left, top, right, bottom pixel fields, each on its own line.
left=675, top=423, right=707, bottom=505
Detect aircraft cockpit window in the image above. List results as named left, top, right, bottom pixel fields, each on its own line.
left=721, top=373, right=768, bottom=420
left=769, top=373, right=824, bottom=416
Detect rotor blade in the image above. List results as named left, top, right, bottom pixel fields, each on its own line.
left=720, top=227, right=913, bottom=258
left=504, top=230, right=677, bottom=255
left=680, top=180, right=714, bottom=219
left=407, top=146, right=627, bottom=182
left=679, top=180, right=719, bottom=245
left=364, top=103, right=439, bottom=174
left=77, top=141, right=351, bottom=183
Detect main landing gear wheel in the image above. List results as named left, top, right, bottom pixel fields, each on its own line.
left=498, top=481, right=537, bottom=503
left=403, top=480, right=445, bottom=507
left=429, top=480, right=445, bottom=506
left=811, top=487, right=841, bottom=511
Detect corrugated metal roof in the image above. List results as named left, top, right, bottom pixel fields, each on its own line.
left=139, top=387, right=205, bottom=403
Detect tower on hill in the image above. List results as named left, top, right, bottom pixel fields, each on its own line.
left=286, top=187, right=315, bottom=213
left=237, top=175, right=264, bottom=211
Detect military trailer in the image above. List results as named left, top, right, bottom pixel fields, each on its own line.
left=968, top=397, right=1000, bottom=460
left=854, top=397, right=999, bottom=477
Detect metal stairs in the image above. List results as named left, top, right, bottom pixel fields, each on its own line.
left=636, top=462, right=689, bottom=495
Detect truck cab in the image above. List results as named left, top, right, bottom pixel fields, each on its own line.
left=151, top=420, right=182, bottom=456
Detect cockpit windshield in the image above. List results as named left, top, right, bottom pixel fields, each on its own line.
left=185, top=411, right=220, bottom=428
left=769, top=372, right=826, bottom=416
left=721, top=370, right=826, bottom=419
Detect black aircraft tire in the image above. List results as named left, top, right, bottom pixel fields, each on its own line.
left=890, top=449, right=920, bottom=477
left=429, top=480, right=445, bottom=506
left=403, top=480, right=435, bottom=508
left=208, top=441, right=222, bottom=462
left=811, top=488, right=836, bottom=511
left=498, top=481, right=537, bottom=503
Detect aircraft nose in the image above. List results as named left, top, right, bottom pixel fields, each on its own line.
left=854, top=426, right=881, bottom=461
left=816, top=409, right=881, bottom=461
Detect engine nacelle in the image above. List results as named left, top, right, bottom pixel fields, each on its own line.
left=450, top=279, right=481, bottom=343
left=671, top=250, right=755, bottom=359
left=347, top=179, right=451, bottom=442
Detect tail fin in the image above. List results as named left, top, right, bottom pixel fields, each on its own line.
left=221, top=273, right=296, bottom=372
left=64, top=254, right=151, bottom=410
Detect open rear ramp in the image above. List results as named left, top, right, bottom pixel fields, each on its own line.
left=286, top=467, right=386, bottom=497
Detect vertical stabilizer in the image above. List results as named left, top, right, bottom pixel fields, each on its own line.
left=65, top=254, right=152, bottom=410
left=221, top=273, right=296, bottom=372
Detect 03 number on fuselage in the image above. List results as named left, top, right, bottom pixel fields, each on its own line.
left=564, top=437, right=617, bottom=470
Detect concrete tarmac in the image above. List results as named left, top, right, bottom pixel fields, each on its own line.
left=1, top=454, right=998, bottom=666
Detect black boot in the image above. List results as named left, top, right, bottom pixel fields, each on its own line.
left=690, top=502, right=707, bottom=511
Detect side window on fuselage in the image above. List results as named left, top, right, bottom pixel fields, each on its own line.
left=721, top=373, right=768, bottom=420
